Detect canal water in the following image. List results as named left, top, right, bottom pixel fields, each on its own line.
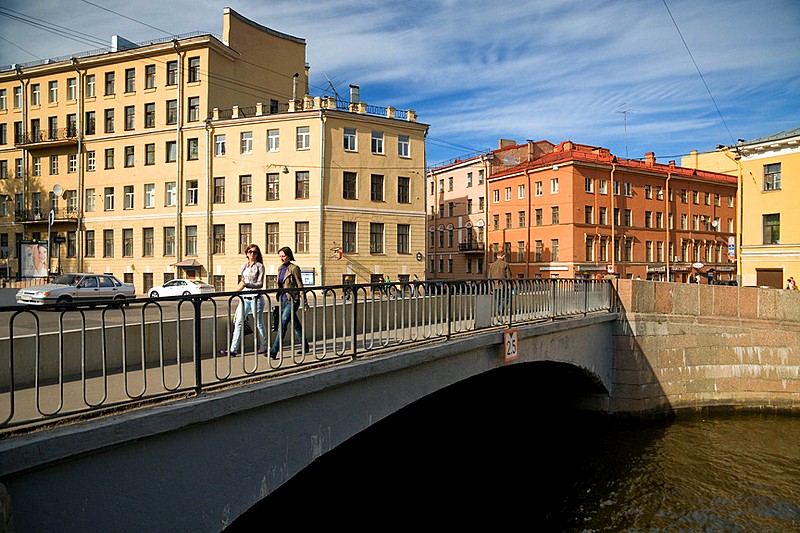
left=228, top=367, right=800, bottom=531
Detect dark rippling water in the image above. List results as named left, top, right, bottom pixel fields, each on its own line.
left=229, top=368, right=800, bottom=531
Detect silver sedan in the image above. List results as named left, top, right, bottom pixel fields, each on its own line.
left=15, top=273, right=136, bottom=306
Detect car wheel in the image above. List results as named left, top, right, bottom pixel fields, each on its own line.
left=56, top=295, right=72, bottom=306
left=112, top=294, right=127, bottom=307
left=182, top=291, right=191, bottom=296
left=150, top=291, right=159, bottom=298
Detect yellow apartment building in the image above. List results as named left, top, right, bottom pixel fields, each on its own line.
left=0, top=9, right=428, bottom=292
left=683, top=127, right=800, bottom=288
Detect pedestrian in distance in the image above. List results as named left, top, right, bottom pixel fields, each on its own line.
left=488, top=250, right=512, bottom=315
left=270, top=246, right=311, bottom=358
left=222, top=244, right=268, bottom=356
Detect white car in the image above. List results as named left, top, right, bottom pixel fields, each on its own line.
left=149, top=279, right=215, bottom=298
left=16, top=273, right=135, bottom=306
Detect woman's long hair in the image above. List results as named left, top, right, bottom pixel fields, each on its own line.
left=278, top=246, right=295, bottom=262
left=247, top=244, right=264, bottom=264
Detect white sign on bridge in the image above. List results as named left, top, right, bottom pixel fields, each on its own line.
left=503, top=329, right=518, bottom=362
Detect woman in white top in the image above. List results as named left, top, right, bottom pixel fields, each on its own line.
left=223, top=243, right=267, bottom=356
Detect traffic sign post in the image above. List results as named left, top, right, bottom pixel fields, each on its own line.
left=503, top=329, right=518, bottom=362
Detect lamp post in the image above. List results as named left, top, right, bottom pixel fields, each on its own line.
left=717, top=145, right=742, bottom=286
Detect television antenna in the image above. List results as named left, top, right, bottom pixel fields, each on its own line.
left=617, top=103, right=636, bottom=158
left=323, top=72, right=344, bottom=101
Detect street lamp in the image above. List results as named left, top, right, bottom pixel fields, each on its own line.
left=717, top=145, right=743, bottom=286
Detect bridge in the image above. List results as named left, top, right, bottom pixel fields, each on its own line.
left=1, top=279, right=798, bottom=532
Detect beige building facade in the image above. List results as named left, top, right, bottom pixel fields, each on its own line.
left=0, top=9, right=427, bottom=292
left=683, top=127, right=800, bottom=288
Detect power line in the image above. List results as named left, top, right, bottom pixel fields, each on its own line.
left=662, top=0, right=736, bottom=146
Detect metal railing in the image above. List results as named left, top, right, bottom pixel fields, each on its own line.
left=0, top=278, right=612, bottom=431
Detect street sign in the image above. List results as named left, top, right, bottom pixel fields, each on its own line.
left=728, top=236, right=735, bottom=259
left=503, top=329, right=518, bottom=362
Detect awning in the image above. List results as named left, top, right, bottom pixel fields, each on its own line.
left=173, top=259, right=203, bottom=268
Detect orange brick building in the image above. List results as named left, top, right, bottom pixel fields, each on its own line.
left=484, top=141, right=738, bottom=281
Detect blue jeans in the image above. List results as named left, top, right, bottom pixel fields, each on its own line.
left=229, top=295, right=267, bottom=353
left=270, top=299, right=308, bottom=355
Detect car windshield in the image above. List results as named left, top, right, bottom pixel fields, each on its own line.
left=54, top=274, right=81, bottom=286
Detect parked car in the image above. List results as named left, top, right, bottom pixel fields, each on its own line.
left=148, top=279, right=215, bottom=298
left=15, top=273, right=135, bottom=306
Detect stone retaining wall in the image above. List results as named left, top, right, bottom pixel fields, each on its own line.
left=611, top=279, right=800, bottom=415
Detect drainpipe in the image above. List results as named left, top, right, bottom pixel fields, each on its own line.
left=525, top=169, right=532, bottom=278
left=15, top=67, right=26, bottom=239
left=318, top=110, right=326, bottom=284
left=482, top=155, right=491, bottom=277
left=173, top=39, right=183, bottom=269
left=205, top=118, right=212, bottom=284
left=72, top=58, right=83, bottom=271
left=610, top=161, right=616, bottom=275
left=665, top=171, right=671, bottom=281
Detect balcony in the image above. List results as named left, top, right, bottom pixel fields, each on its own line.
left=458, top=242, right=485, bottom=253
left=14, top=207, right=79, bottom=223
left=16, top=128, right=79, bottom=149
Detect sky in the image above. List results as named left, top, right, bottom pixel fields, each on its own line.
left=1, top=0, right=799, bottom=167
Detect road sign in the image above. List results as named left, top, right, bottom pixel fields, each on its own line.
left=503, top=329, right=518, bottom=362
left=728, top=236, right=735, bottom=259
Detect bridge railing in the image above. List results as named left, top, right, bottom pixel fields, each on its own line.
left=0, top=278, right=612, bottom=430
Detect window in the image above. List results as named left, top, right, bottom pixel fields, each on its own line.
left=85, top=188, right=95, bottom=212
left=466, top=172, right=473, bottom=188
left=166, top=100, right=177, bottom=125
left=105, top=72, right=115, bottom=95
left=13, top=87, right=21, bottom=108
left=124, top=68, right=135, bottom=93
left=763, top=214, right=780, bottom=244
left=67, top=114, right=77, bottom=136
left=103, top=229, right=114, bottom=257
left=624, top=209, right=632, bottom=226
left=31, top=84, right=40, bottom=106
left=585, top=237, right=594, bottom=261
left=143, top=228, right=154, bottom=257
left=370, top=174, right=384, bottom=201
left=188, top=57, right=200, bottom=82
left=85, top=75, right=95, bottom=97
left=104, top=109, right=114, bottom=133
left=185, top=226, right=197, bottom=256
left=268, top=129, right=280, bottom=152
left=613, top=181, right=620, bottom=195
left=124, top=146, right=134, bottom=167
left=188, top=97, right=200, bottom=122
left=646, top=241, right=653, bottom=262
left=535, top=181, right=542, bottom=196
left=343, top=128, right=357, bottom=151
left=551, top=239, right=559, bottom=261
left=371, top=131, right=384, bottom=154
left=585, top=206, right=593, bottom=224
left=124, top=185, right=134, bottom=209
left=624, top=182, right=632, bottom=196
left=267, top=173, right=279, bottom=200
left=692, top=215, right=699, bottom=230
left=370, top=223, right=384, bottom=253
left=186, top=180, right=198, bottom=205
left=681, top=189, right=688, bottom=203
left=85, top=111, right=95, bottom=135
left=398, top=135, right=410, bottom=157
left=145, top=65, right=156, bottom=89
left=693, top=190, right=700, bottom=204
left=163, top=227, right=175, bottom=256
left=517, top=241, right=526, bottom=263
left=295, top=222, right=310, bottom=253
left=448, top=177, right=454, bottom=191
left=67, top=154, right=77, bottom=173
left=104, top=187, right=114, bottom=210
left=265, top=223, right=279, bottom=253
left=240, top=131, right=253, bottom=154
left=478, top=170, right=484, bottom=184
left=213, top=225, right=225, bottom=254
left=645, top=184, right=652, bottom=199
left=398, top=176, right=410, bottom=203
left=144, top=184, right=155, bottom=208
left=239, top=175, right=252, bottom=202
left=342, top=222, right=356, bottom=253
left=166, top=141, right=176, bottom=162
left=296, top=126, right=310, bottom=150
left=518, top=185, right=525, bottom=199
left=49, top=155, right=58, bottom=175
left=397, top=224, right=410, bottom=254
left=518, top=210, right=526, bottom=227
left=166, top=61, right=178, bottom=85
left=645, top=211, right=652, bottom=228
left=187, top=138, right=198, bottom=160
left=552, top=206, right=559, bottom=225
left=214, top=135, right=226, bottom=156
left=48, top=81, right=58, bottom=103
left=585, top=178, right=594, bottom=193
left=0, top=89, right=5, bottom=110
left=145, top=143, right=155, bottom=165
left=704, top=192, right=711, bottom=205
left=343, top=172, right=357, bottom=199
left=656, top=186, right=663, bottom=199
left=764, top=163, right=781, bottom=191
left=123, top=229, right=133, bottom=257
left=551, top=178, right=559, bottom=194
left=535, top=240, right=543, bottom=262
left=681, top=214, right=687, bottom=229
left=535, top=208, right=542, bottom=226
left=295, top=171, right=310, bottom=199
left=213, top=178, right=225, bottom=203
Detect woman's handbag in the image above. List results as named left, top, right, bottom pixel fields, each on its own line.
left=242, top=315, right=254, bottom=336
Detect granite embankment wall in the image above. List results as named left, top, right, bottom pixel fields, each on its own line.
left=611, top=279, right=800, bottom=416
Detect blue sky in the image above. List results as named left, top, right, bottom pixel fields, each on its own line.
left=2, top=0, right=799, bottom=167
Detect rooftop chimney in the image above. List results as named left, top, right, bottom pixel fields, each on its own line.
left=645, top=152, right=656, bottom=165
left=349, top=84, right=360, bottom=103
